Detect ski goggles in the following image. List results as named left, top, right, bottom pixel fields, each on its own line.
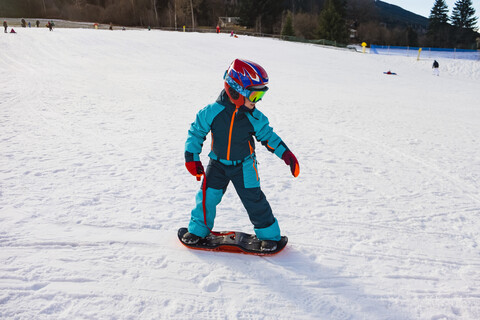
left=224, top=73, right=269, bottom=103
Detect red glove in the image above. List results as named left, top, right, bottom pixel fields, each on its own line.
left=282, top=151, right=300, bottom=177
left=185, top=161, right=204, bottom=181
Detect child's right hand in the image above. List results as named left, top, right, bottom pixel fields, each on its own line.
left=185, top=161, right=204, bottom=181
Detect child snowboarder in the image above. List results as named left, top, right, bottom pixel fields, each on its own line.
left=183, top=59, right=300, bottom=251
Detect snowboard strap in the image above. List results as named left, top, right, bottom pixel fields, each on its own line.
left=201, top=173, right=234, bottom=237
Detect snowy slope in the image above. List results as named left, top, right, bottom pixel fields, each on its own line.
left=1, top=27, right=480, bottom=319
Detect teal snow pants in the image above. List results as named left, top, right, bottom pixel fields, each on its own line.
left=188, top=157, right=281, bottom=241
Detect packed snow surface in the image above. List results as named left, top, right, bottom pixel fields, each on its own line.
left=1, top=27, right=480, bottom=320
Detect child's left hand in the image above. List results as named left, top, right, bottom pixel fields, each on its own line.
left=282, top=151, right=300, bottom=178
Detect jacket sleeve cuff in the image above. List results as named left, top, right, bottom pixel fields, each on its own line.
left=274, top=143, right=288, bottom=159
left=185, top=151, right=200, bottom=162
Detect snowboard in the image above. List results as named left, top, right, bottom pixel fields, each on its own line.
left=177, top=227, right=288, bottom=256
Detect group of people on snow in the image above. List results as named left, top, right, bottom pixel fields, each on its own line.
left=3, top=19, right=53, bottom=33
left=215, top=25, right=238, bottom=37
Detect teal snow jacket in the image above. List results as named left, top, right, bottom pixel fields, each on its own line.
left=185, top=90, right=289, bottom=164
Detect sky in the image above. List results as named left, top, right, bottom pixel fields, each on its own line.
left=382, top=0, right=480, bottom=22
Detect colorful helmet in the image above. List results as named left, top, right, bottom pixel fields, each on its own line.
left=224, top=59, right=269, bottom=106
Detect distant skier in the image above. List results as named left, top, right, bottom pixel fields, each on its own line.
left=182, top=59, right=300, bottom=252
left=47, top=21, right=53, bottom=31
left=3, top=21, right=7, bottom=33
left=432, top=60, right=439, bottom=76
left=36, top=20, right=40, bottom=28
left=216, top=25, right=220, bottom=33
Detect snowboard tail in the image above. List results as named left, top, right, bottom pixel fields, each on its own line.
left=177, top=227, right=287, bottom=256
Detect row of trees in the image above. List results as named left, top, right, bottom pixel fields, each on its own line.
left=279, top=0, right=478, bottom=49
left=427, top=0, right=478, bottom=48
left=1, top=1, right=333, bottom=34
left=0, top=0, right=225, bottom=28
left=1, top=0, right=478, bottom=48
left=280, top=0, right=423, bottom=47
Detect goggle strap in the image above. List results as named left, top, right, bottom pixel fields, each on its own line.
left=224, top=73, right=267, bottom=102
left=224, top=73, right=249, bottom=97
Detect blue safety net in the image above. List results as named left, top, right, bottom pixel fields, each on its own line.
left=370, top=45, right=480, bottom=60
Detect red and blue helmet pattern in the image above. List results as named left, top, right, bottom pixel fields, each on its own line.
left=226, top=59, right=269, bottom=90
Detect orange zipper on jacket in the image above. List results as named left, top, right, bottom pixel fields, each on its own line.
left=226, top=106, right=239, bottom=160
left=252, top=156, right=259, bottom=180
left=248, top=141, right=258, bottom=179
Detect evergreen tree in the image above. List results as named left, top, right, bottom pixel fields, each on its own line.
left=317, top=0, right=348, bottom=43
left=451, top=0, right=478, bottom=29
left=451, top=0, right=478, bottom=48
left=237, top=0, right=256, bottom=29
left=428, top=0, right=449, bottom=27
left=406, top=26, right=418, bottom=47
left=427, top=0, right=452, bottom=47
left=238, top=0, right=284, bottom=33
left=282, top=11, right=295, bottom=37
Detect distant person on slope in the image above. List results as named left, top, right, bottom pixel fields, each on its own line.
left=183, top=59, right=300, bottom=252
left=3, top=21, right=7, bottom=33
left=432, top=60, right=439, bottom=76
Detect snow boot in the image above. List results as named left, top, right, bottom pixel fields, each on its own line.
left=182, top=232, right=201, bottom=245
left=260, top=240, right=278, bottom=252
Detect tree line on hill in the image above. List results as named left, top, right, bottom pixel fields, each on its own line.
left=427, top=0, right=478, bottom=49
left=1, top=0, right=478, bottom=49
